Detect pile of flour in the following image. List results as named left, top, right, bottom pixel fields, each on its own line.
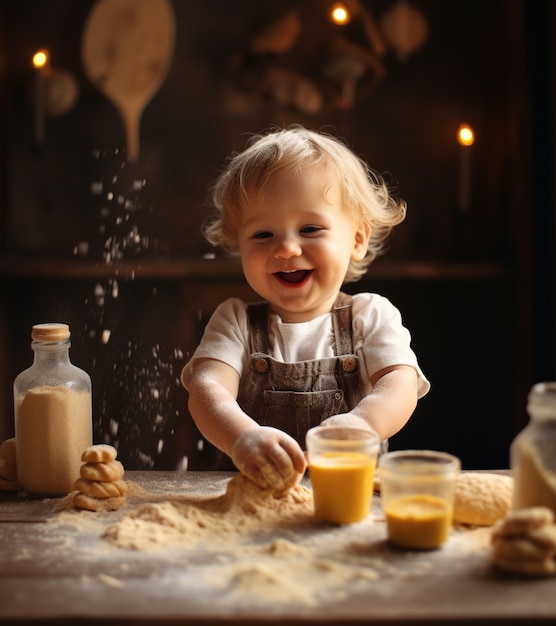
left=102, top=474, right=315, bottom=551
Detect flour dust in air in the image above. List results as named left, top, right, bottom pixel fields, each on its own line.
left=73, top=149, right=186, bottom=470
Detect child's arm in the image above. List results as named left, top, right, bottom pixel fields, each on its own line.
left=187, top=357, right=307, bottom=493
left=321, top=365, right=418, bottom=440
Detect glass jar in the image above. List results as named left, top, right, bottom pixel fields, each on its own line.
left=510, top=381, right=556, bottom=514
left=14, top=323, right=92, bottom=496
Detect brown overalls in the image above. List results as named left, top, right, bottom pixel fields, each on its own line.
left=204, top=292, right=382, bottom=470
left=236, top=291, right=365, bottom=448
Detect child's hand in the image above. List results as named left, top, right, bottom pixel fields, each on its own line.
left=230, top=426, right=307, bottom=496
left=320, top=413, right=373, bottom=431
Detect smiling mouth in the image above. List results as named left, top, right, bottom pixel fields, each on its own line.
left=274, top=269, right=312, bottom=284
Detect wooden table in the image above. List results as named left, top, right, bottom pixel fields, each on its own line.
left=1, top=471, right=555, bottom=625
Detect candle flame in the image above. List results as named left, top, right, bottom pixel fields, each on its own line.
left=330, top=2, right=351, bottom=25
left=32, top=50, right=49, bottom=69
left=457, top=124, right=475, bottom=147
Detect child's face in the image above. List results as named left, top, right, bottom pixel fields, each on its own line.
left=237, top=169, right=369, bottom=323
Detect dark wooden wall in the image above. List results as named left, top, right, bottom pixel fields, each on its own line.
left=0, top=0, right=553, bottom=471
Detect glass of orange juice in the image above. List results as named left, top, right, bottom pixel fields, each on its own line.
left=379, top=449, right=461, bottom=550
left=306, top=425, right=380, bottom=524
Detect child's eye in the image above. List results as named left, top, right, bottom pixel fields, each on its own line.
left=301, top=225, right=323, bottom=235
left=252, top=231, right=273, bottom=239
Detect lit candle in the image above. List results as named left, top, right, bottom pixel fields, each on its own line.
left=329, top=2, right=351, bottom=25
left=457, top=123, right=474, bottom=215
left=32, top=49, right=49, bottom=149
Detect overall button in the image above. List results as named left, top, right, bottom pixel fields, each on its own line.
left=255, top=358, right=269, bottom=373
left=342, top=356, right=357, bottom=372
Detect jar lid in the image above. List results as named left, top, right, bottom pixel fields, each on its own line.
left=529, top=381, right=556, bottom=398
left=32, top=323, right=70, bottom=342
left=528, top=382, right=556, bottom=416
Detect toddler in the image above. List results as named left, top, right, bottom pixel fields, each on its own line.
left=182, top=126, right=430, bottom=494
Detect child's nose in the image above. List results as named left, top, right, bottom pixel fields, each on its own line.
left=274, top=236, right=302, bottom=258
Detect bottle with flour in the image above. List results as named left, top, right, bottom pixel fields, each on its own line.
left=511, top=381, right=556, bottom=515
left=13, top=323, right=92, bottom=496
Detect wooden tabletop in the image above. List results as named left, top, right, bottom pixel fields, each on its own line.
left=1, top=471, right=555, bottom=625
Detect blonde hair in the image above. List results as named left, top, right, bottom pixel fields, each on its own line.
left=203, top=126, right=406, bottom=283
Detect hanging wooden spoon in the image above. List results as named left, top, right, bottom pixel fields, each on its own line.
left=82, top=0, right=176, bottom=161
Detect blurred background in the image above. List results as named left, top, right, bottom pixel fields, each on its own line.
left=0, top=0, right=553, bottom=471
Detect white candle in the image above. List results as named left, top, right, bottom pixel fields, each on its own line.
left=457, top=123, right=474, bottom=215
left=32, top=49, right=48, bottom=148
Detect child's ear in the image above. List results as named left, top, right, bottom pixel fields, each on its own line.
left=352, top=222, right=371, bottom=261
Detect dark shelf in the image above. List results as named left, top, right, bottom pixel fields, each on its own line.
left=0, top=256, right=512, bottom=282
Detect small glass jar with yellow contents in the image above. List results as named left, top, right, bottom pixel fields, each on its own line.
left=379, top=449, right=461, bottom=549
left=306, top=424, right=380, bottom=524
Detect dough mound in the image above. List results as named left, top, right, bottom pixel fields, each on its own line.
left=0, top=437, right=17, bottom=465
left=74, top=444, right=127, bottom=512
left=0, top=457, right=17, bottom=482
left=81, top=444, right=118, bottom=463
left=220, top=473, right=313, bottom=517
left=491, top=506, right=556, bottom=577
left=492, top=506, right=554, bottom=537
left=80, top=459, right=125, bottom=482
left=453, top=472, right=513, bottom=526
left=74, top=477, right=128, bottom=498
left=74, top=492, right=126, bottom=512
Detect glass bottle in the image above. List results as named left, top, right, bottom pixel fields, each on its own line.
left=14, top=323, right=92, bottom=496
left=510, top=381, right=556, bottom=514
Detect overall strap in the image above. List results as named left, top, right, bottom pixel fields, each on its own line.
left=246, top=302, right=269, bottom=354
left=331, top=292, right=354, bottom=356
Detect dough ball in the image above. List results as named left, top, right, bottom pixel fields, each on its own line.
left=492, top=506, right=554, bottom=538
left=493, top=536, right=554, bottom=562
left=73, top=492, right=126, bottom=512
left=74, top=477, right=128, bottom=498
left=0, top=438, right=18, bottom=482
left=80, top=459, right=124, bottom=482
left=527, top=524, right=556, bottom=549
left=491, top=507, right=556, bottom=577
left=0, top=437, right=17, bottom=464
left=0, top=457, right=18, bottom=482
left=493, top=552, right=556, bottom=576
left=81, top=444, right=118, bottom=463
left=453, top=472, right=513, bottom=526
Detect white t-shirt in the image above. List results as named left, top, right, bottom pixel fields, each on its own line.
left=181, top=293, right=430, bottom=399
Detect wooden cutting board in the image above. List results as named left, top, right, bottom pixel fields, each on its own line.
left=82, top=0, right=176, bottom=161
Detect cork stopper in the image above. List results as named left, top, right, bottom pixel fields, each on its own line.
left=32, top=323, right=71, bottom=343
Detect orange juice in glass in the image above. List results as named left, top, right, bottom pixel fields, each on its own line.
left=384, top=493, right=452, bottom=549
left=379, top=449, right=460, bottom=549
left=306, top=425, right=380, bottom=524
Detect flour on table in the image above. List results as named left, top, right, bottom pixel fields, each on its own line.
left=45, top=473, right=494, bottom=608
